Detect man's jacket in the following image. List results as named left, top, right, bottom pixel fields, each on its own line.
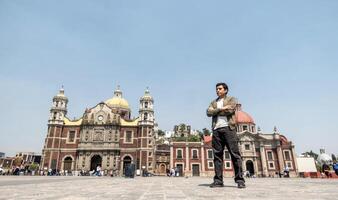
left=206, top=95, right=237, bottom=130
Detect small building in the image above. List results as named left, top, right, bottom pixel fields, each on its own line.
left=296, top=157, right=317, bottom=177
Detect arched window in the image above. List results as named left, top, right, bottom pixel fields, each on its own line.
left=144, top=113, right=148, bottom=120
left=144, top=102, right=148, bottom=108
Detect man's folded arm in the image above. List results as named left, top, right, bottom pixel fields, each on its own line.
left=218, top=97, right=238, bottom=116
left=206, top=103, right=220, bottom=117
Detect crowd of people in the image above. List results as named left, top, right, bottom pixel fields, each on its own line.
left=166, top=167, right=181, bottom=177
left=2, top=162, right=338, bottom=178
left=321, top=162, right=338, bottom=178
left=0, top=165, right=35, bottom=176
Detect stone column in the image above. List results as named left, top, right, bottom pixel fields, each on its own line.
left=185, top=144, right=189, bottom=175
left=260, top=145, right=268, bottom=177
left=170, top=144, right=173, bottom=169
left=291, top=144, right=298, bottom=175
left=277, top=145, right=284, bottom=172
left=252, top=142, right=258, bottom=176
left=201, top=144, right=205, bottom=175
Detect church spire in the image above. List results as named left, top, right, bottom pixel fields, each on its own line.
left=113, top=85, right=123, bottom=98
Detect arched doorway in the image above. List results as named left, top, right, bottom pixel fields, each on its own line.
left=63, top=157, right=73, bottom=171
left=159, top=163, right=166, bottom=174
left=246, top=160, right=255, bottom=176
left=90, top=155, right=102, bottom=171
left=123, top=156, right=132, bottom=175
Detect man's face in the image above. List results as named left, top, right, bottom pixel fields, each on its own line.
left=216, top=85, right=227, bottom=97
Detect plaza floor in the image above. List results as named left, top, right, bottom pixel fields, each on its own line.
left=0, top=176, right=337, bottom=200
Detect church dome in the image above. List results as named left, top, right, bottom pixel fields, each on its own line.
left=105, top=85, right=130, bottom=110
left=105, top=97, right=130, bottom=109
left=235, top=104, right=254, bottom=124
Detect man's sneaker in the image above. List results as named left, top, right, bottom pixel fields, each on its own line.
left=209, top=182, right=224, bottom=188
left=237, top=181, right=246, bottom=189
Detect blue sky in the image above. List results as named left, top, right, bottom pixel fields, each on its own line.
left=1, top=0, right=338, bottom=156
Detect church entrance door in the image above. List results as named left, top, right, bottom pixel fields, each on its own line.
left=90, top=155, right=102, bottom=171
left=123, top=156, right=132, bottom=175
left=246, top=160, right=255, bottom=176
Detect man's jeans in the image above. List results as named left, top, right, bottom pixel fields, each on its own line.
left=212, top=126, right=245, bottom=184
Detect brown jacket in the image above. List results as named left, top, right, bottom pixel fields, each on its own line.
left=206, top=95, right=237, bottom=130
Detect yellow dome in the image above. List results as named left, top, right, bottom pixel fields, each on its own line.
left=105, top=97, right=130, bottom=110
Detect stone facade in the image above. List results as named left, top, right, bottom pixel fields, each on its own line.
left=41, top=86, right=156, bottom=175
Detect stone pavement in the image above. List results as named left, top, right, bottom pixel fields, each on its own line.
left=0, top=176, right=337, bottom=200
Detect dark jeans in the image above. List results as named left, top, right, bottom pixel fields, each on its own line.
left=212, top=126, right=244, bottom=184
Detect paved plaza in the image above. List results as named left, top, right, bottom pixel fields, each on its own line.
left=0, top=176, right=337, bottom=200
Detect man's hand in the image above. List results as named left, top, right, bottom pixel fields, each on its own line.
left=220, top=105, right=232, bottom=111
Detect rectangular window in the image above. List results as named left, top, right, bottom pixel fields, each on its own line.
left=268, top=161, right=275, bottom=169
left=225, top=161, right=231, bottom=169
left=224, top=152, right=230, bottom=160
left=284, top=151, right=291, bottom=160
left=243, top=125, right=248, bottom=131
left=125, top=131, right=132, bottom=143
left=192, top=149, right=198, bottom=159
left=245, top=144, right=250, bottom=150
left=208, top=161, right=214, bottom=168
left=207, top=150, right=213, bottom=159
left=68, top=131, right=75, bottom=142
left=267, top=151, right=273, bottom=160
left=286, top=161, right=293, bottom=169
left=177, top=149, right=183, bottom=159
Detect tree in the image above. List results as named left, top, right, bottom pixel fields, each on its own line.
left=29, top=163, right=39, bottom=171
left=188, top=135, right=201, bottom=142
left=303, top=150, right=318, bottom=160
left=157, top=129, right=165, bottom=137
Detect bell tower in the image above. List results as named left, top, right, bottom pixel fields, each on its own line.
left=138, top=88, right=155, bottom=172
left=139, top=87, right=154, bottom=125
left=48, top=86, right=68, bottom=125
left=42, top=86, right=69, bottom=171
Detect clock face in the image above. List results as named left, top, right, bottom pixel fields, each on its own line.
left=98, top=115, right=104, bottom=121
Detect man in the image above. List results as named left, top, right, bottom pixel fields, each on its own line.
left=207, top=82, right=245, bottom=188
left=333, top=162, right=338, bottom=176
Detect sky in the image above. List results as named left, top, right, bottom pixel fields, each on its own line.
left=1, top=0, right=338, bottom=157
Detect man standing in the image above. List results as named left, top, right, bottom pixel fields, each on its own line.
left=207, top=83, right=245, bottom=188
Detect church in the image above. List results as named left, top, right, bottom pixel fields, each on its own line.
left=41, top=86, right=156, bottom=175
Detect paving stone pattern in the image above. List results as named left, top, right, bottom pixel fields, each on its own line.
left=0, top=176, right=337, bottom=200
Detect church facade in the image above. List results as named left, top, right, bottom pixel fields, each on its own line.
left=41, top=86, right=156, bottom=175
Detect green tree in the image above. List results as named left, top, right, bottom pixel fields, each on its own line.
left=29, top=163, right=39, bottom=171
left=304, top=150, right=318, bottom=160
left=157, top=129, right=165, bottom=137
left=188, top=135, right=201, bottom=142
